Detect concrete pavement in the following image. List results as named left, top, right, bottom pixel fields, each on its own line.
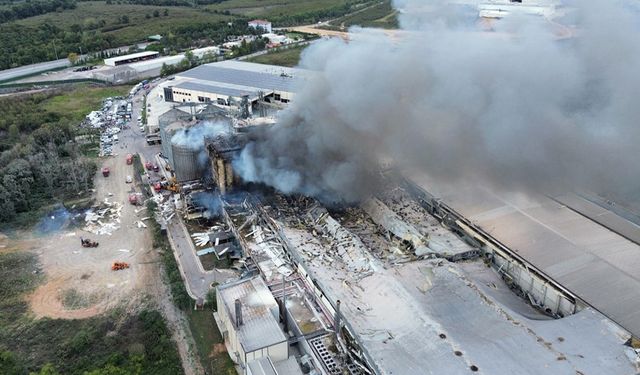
left=165, top=216, right=236, bottom=299
left=127, top=82, right=237, bottom=300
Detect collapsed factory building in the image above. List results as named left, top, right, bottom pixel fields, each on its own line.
left=146, top=61, right=640, bottom=375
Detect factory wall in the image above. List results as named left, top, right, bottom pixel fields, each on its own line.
left=170, top=87, right=293, bottom=106
left=171, top=87, right=232, bottom=105
left=215, top=290, right=241, bottom=363
left=406, top=181, right=581, bottom=317
left=244, top=342, right=288, bottom=372
left=214, top=289, right=288, bottom=374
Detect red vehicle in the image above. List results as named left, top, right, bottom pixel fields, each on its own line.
left=153, top=182, right=162, bottom=192
left=101, top=167, right=110, bottom=177
left=144, top=161, right=153, bottom=170
left=128, top=193, right=140, bottom=205
left=126, top=154, right=133, bottom=165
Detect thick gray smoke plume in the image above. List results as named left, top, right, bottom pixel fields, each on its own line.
left=234, top=0, right=640, bottom=203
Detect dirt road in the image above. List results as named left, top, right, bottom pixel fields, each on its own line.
left=28, top=145, right=157, bottom=318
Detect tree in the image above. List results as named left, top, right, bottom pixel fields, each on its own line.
left=163, top=8, right=168, bottom=16
left=145, top=13, right=150, bottom=19
left=0, top=351, right=26, bottom=375
left=121, top=15, right=129, bottom=24
left=67, top=52, right=79, bottom=64
left=30, top=363, right=60, bottom=375
left=153, top=10, right=159, bottom=17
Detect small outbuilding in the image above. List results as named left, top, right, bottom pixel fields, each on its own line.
left=214, top=276, right=288, bottom=373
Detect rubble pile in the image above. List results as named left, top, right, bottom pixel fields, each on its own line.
left=83, top=199, right=122, bottom=235
left=307, top=206, right=372, bottom=274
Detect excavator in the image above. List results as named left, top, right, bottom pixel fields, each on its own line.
left=158, top=176, right=179, bottom=193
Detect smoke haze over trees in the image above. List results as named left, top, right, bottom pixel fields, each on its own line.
left=234, top=0, right=640, bottom=204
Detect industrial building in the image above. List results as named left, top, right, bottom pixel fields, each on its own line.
left=145, top=59, right=638, bottom=375
left=104, top=51, right=159, bottom=66
left=409, top=172, right=640, bottom=339
left=166, top=60, right=304, bottom=108
left=214, top=276, right=291, bottom=372
left=248, top=19, right=272, bottom=33
left=206, top=132, right=246, bottom=194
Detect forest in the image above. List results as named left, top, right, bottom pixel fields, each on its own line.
left=0, top=0, right=76, bottom=24
left=0, top=86, right=128, bottom=226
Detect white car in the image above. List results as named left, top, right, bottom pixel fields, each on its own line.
left=125, top=175, right=133, bottom=183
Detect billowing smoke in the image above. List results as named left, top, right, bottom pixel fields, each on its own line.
left=172, top=121, right=231, bottom=167
left=234, top=0, right=640, bottom=203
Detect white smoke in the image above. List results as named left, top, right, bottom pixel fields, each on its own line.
left=172, top=121, right=231, bottom=168
left=233, top=0, right=640, bottom=203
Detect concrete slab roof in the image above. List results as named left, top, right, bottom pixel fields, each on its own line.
left=218, top=276, right=287, bottom=353
left=177, top=62, right=302, bottom=93
left=174, top=81, right=262, bottom=101
left=408, top=172, right=640, bottom=338
left=279, top=225, right=637, bottom=375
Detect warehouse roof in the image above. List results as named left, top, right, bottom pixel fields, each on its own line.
left=174, top=81, right=262, bottom=101
left=218, top=276, right=287, bottom=353
left=104, top=51, right=158, bottom=65
left=178, top=62, right=302, bottom=93
left=409, top=172, right=640, bottom=339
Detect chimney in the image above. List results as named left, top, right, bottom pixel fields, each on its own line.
left=235, top=299, right=243, bottom=326
left=334, top=300, right=341, bottom=341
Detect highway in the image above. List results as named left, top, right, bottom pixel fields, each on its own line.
left=0, top=58, right=71, bottom=82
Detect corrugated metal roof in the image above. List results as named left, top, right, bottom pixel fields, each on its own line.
left=272, top=357, right=303, bottom=375
left=247, top=357, right=277, bottom=375
left=409, top=173, right=640, bottom=338
left=179, top=64, right=300, bottom=93
left=218, top=276, right=287, bottom=353
left=174, top=81, right=261, bottom=101
left=104, top=51, right=158, bottom=64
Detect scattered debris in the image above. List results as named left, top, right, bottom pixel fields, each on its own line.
left=83, top=199, right=122, bottom=235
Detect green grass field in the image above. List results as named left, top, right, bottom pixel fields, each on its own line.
left=207, top=0, right=348, bottom=16
left=327, top=0, right=397, bottom=29
left=248, top=44, right=309, bottom=67
left=187, top=309, right=235, bottom=375
left=41, top=84, right=131, bottom=123
left=0, top=251, right=182, bottom=375
left=15, top=2, right=232, bottom=46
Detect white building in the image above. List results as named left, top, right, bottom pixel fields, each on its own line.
left=261, top=33, right=289, bottom=45
left=104, top=51, right=159, bottom=66
left=214, top=276, right=289, bottom=372
left=165, top=60, right=306, bottom=108
left=249, top=19, right=272, bottom=33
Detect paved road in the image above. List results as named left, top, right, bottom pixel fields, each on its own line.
left=0, top=58, right=71, bottom=82
left=166, top=217, right=236, bottom=299
left=125, top=83, right=237, bottom=300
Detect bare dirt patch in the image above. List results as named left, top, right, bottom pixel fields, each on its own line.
left=27, top=152, right=157, bottom=320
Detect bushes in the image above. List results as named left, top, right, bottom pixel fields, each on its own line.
left=147, top=201, right=193, bottom=310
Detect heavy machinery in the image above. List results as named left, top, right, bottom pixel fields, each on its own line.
left=111, top=262, right=129, bottom=271
left=80, top=237, right=99, bottom=248
left=165, top=177, right=180, bottom=192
